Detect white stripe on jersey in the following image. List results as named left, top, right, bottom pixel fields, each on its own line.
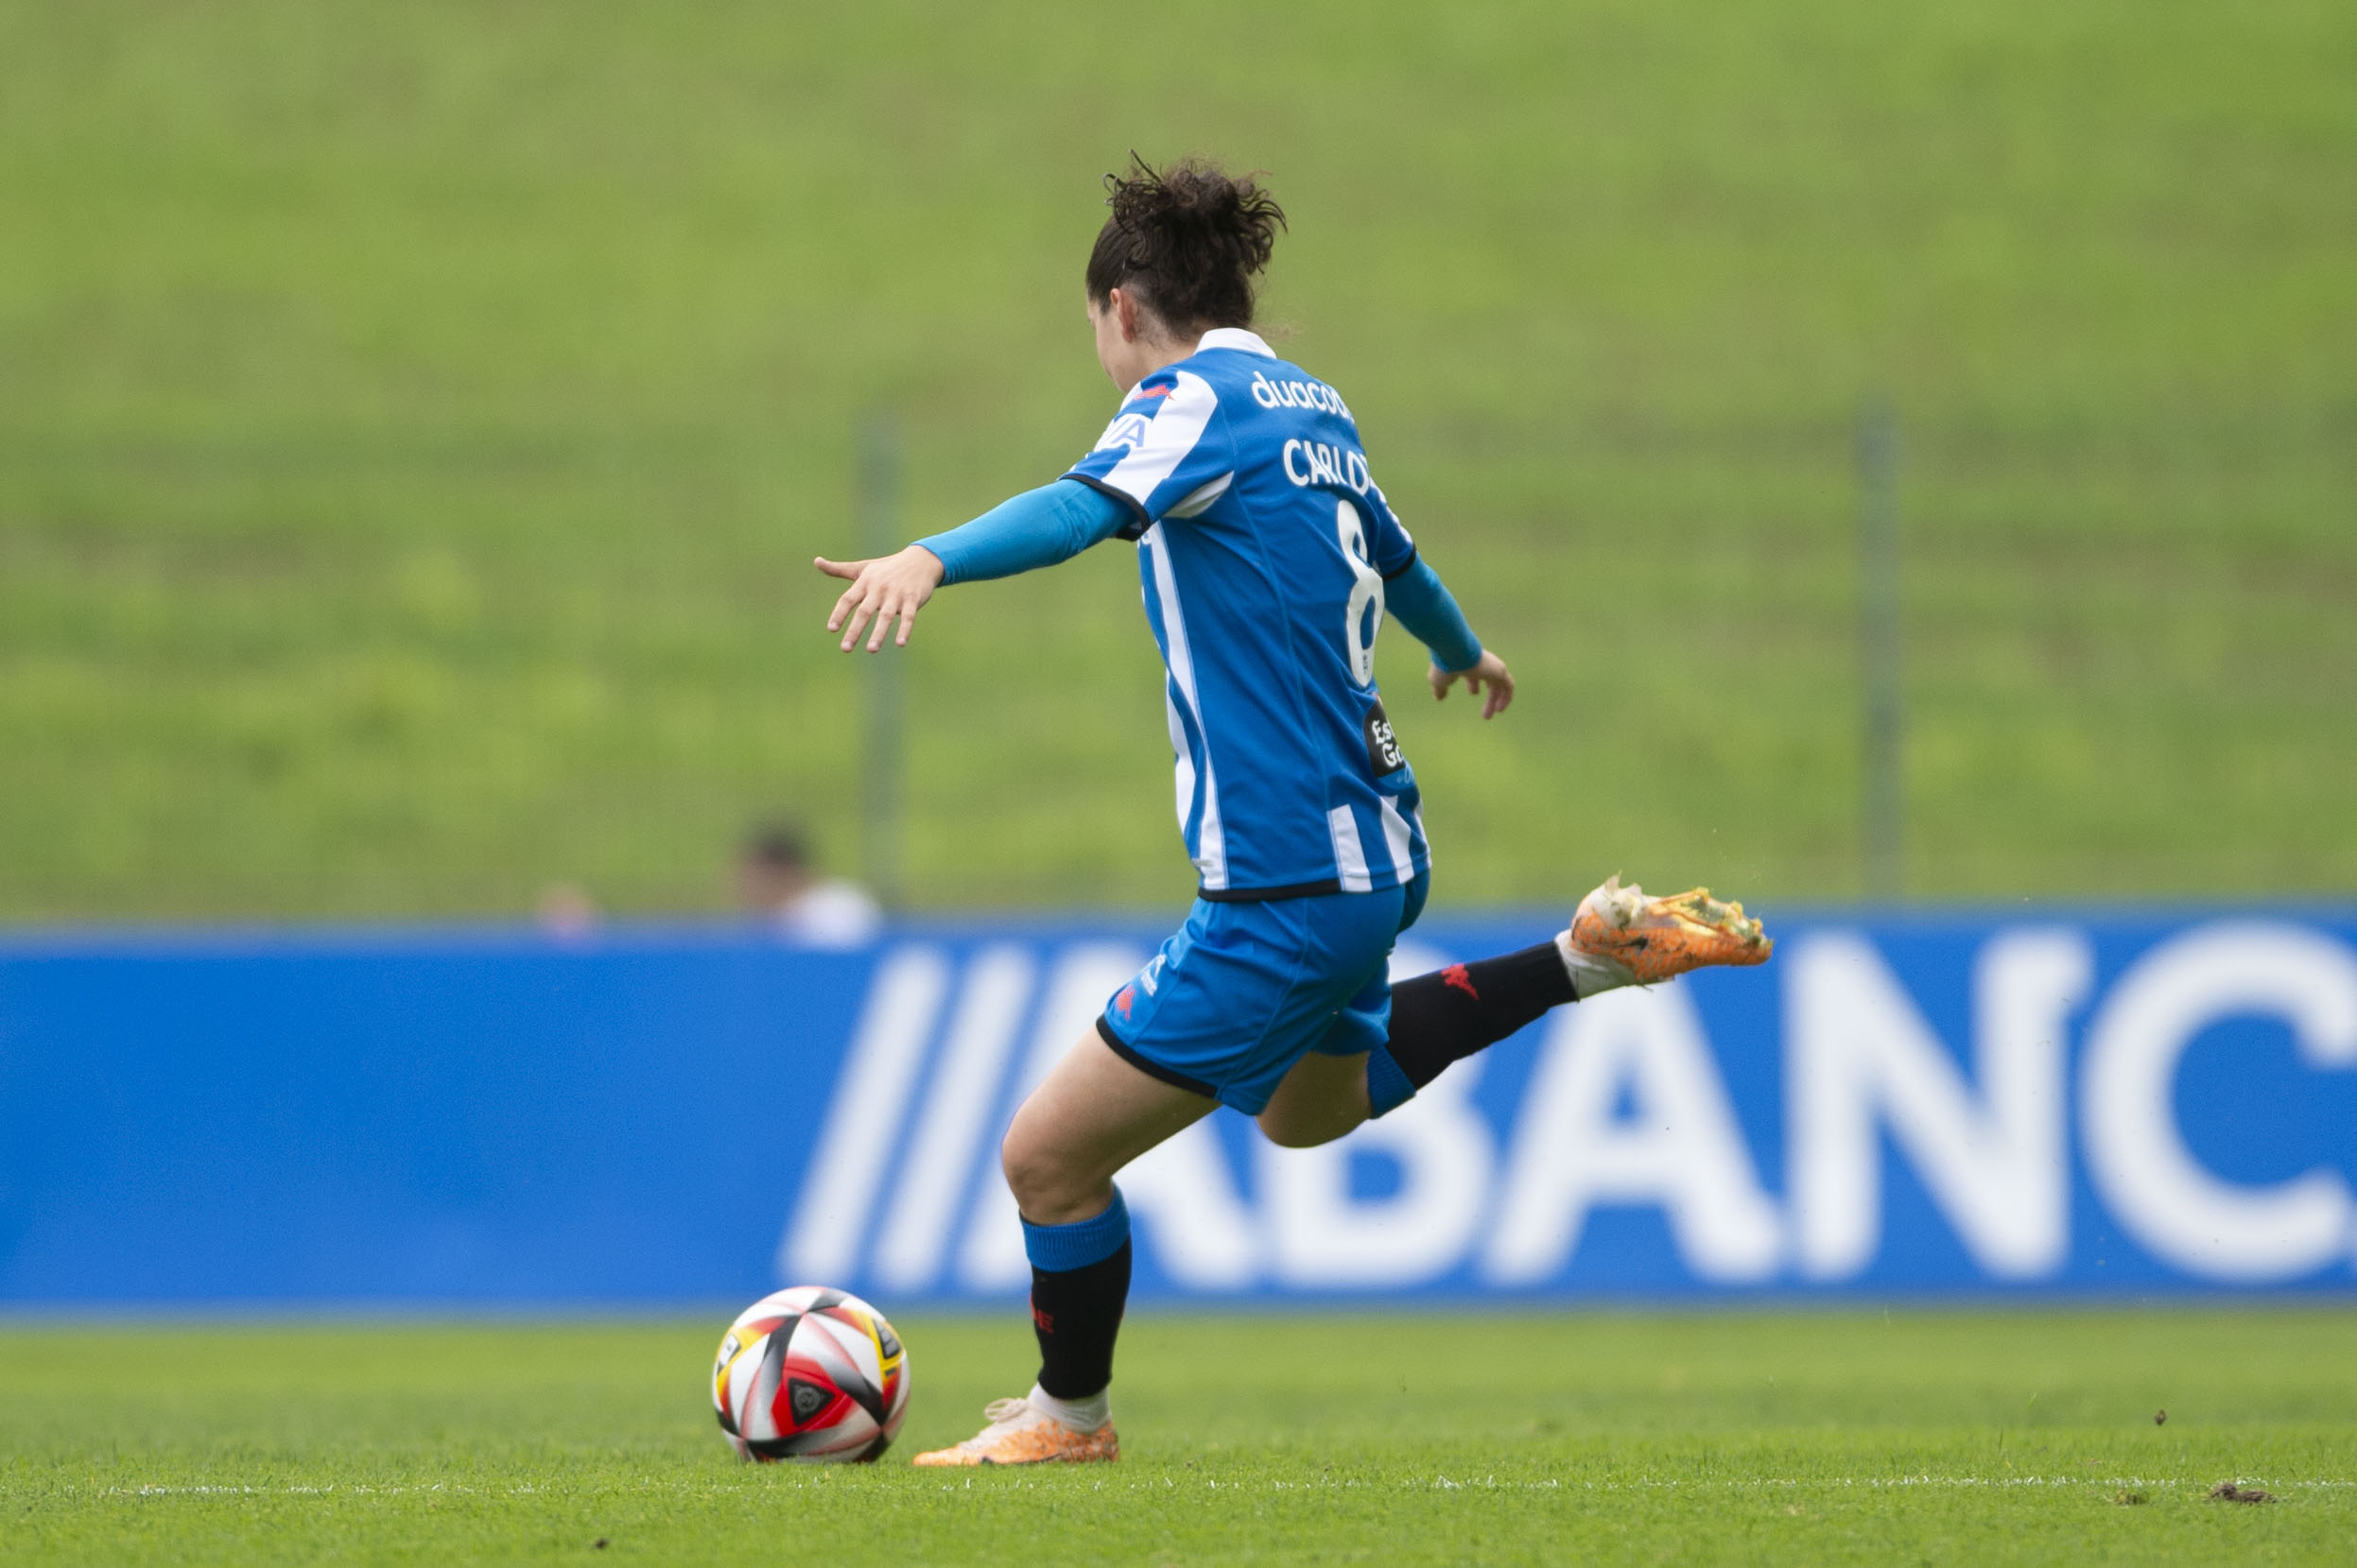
left=1164, top=689, right=1195, bottom=841
left=1377, top=796, right=1416, bottom=883
left=1102, top=371, right=1225, bottom=507
left=1144, top=524, right=1227, bottom=889
left=1328, top=805, right=1372, bottom=894
left=1165, top=472, right=1233, bottom=519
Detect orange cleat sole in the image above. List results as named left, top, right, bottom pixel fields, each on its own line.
left=910, top=1422, right=1120, bottom=1467
left=1568, top=875, right=1772, bottom=984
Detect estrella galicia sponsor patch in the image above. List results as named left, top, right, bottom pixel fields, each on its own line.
left=1364, top=698, right=1406, bottom=777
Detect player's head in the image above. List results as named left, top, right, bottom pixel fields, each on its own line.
left=1085, top=155, right=1285, bottom=383
left=737, top=819, right=815, bottom=909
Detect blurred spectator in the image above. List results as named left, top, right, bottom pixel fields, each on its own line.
left=738, top=821, right=882, bottom=947
left=535, top=881, right=598, bottom=939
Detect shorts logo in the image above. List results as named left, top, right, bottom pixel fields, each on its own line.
left=1112, top=984, right=1135, bottom=1020
left=1137, top=955, right=1166, bottom=996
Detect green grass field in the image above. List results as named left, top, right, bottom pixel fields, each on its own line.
left=3, top=1, right=2352, bottom=921
left=4, top=1310, right=2352, bottom=1564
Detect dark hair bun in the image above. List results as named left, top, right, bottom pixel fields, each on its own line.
left=1085, top=155, right=1287, bottom=331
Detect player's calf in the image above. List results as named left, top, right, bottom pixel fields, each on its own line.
left=1363, top=874, right=1771, bottom=1119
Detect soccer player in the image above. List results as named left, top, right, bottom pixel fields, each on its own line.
left=815, top=158, right=1770, bottom=1466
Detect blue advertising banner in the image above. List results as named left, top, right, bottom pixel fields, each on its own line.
left=1, top=910, right=2352, bottom=1306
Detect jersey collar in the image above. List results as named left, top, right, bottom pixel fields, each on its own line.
left=1194, top=327, right=1277, bottom=358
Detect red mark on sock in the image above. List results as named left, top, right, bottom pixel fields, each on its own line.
left=1442, top=963, right=1479, bottom=1000
left=1031, top=1303, right=1055, bottom=1335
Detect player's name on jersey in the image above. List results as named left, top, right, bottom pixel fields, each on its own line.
left=1249, top=370, right=1355, bottom=422
left=1281, top=439, right=1378, bottom=495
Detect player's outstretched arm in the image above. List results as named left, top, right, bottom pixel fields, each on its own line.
left=1385, top=555, right=1515, bottom=718
left=816, top=479, right=1131, bottom=652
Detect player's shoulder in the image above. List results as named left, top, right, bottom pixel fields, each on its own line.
left=1180, top=331, right=1357, bottom=428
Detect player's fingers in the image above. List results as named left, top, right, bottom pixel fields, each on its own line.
left=827, top=581, right=866, bottom=632
left=865, top=593, right=899, bottom=652
left=840, top=594, right=877, bottom=651
left=894, top=601, right=918, bottom=646
left=1429, top=666, right=1450, bottom=701
left=813, top=556, right=867, bottom=582
left=1484, top=672, right=1516, bottom=719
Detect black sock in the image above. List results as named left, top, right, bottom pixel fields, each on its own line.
left=1385, top=942, right=1576, bottom=1091
left=1031, top=1239, right=1131, bottom=1399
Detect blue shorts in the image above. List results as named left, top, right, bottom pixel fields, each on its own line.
left=1096, top=871, right=1430, bottom=1115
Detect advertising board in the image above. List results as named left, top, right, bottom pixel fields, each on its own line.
left=1, top=910, right=2350, bottom=1304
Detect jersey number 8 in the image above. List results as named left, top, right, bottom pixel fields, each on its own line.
left=1336, top=499, right=1384, bottom=686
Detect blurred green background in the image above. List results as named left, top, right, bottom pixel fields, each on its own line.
left=2, top=0, right=2350, bottom=921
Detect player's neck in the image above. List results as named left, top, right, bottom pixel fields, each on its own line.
left=1112, top=331, right=1201, bottom=390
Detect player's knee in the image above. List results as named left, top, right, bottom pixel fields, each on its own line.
left=1000, top=1130, right=1083, bottom=1219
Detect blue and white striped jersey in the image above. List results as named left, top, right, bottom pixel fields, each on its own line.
left=1064, top=327, right=1430, bottom=900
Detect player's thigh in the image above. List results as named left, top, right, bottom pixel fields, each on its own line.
left=1256, top=925, right=1396, bottom=1148
left=1002, top=1030, right=1214, bottom=1223
left=1256, top=1048, right=1371, bottom=1149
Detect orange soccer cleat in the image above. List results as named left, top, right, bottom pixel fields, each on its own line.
left=910, top=1398, right=1121, bottom=1467
left=1567, top=874, right=1772, bottom=985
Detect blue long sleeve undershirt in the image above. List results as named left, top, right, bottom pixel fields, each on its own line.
left=915, top=479, right=1131, bottom=585
left=1385, top=555, right=1483, bottom=674
left=912, top=478, right=1483, bottom=672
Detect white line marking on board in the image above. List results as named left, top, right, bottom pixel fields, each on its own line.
left=780, top=946, right=951, bottom=1282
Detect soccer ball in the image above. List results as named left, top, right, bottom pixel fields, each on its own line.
left=711, top=1285, right=910, bottom=1462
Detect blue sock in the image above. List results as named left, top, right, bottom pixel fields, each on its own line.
left=1021, top=1186, right=1131, bottom=1270
left=1365, top=1042, right=1416, bottom=1118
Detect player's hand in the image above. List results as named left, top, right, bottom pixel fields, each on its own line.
left=1429, top=650, right=1515, bottom=719
left=816, top=546, right=946, bottom=652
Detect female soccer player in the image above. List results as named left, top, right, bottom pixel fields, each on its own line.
left=816, top=158, right=1769, bottom=1466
